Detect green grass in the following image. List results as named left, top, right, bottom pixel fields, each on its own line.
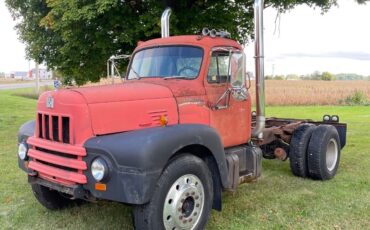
left=1, top=89, right=370, bottom=229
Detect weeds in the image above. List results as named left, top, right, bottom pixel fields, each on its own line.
left=341, top=90, right=369, bottom=105
left=12, top=86, right=53, bottom=100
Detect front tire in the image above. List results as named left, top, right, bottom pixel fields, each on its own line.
left=133, top=154, right=213, bottom=230
left=31, top=184, right=77, bottom=210
left=307, top=125, right=341, bottom=180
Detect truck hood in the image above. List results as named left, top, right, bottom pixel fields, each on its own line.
left=37, top=82, right=178, bottom=142
left=71, top=82, right=174, bottom=104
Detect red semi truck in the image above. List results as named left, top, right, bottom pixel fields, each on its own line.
left=17, top=1, right=346, bottom=229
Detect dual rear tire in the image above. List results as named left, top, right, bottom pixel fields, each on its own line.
left=289, top=124, right=341, bottom=180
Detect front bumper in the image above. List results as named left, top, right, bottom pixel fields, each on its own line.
left=19, top=148, right=161, bottom=205
left=28, top=175, right=86, bottom=199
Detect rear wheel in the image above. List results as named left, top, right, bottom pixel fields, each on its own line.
left=31, top=184, right=78, bottom=210
left=289, top=124, right=316, bottom=178
left=133, top=154, right=213, bottom=230
left=307, top=125, right=341, bottom=180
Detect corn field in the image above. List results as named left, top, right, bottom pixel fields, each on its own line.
left=249, top=80, right=370, bottom=105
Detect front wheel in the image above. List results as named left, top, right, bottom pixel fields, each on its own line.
left=31, top=183, right=79, bottom=210
left=133, top=154, right=213, bottom=230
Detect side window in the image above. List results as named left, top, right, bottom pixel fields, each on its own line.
left=207, top=51, right=230, bottom=84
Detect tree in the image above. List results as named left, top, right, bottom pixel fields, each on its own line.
left=274, top=75, right=285, bottom=80
left=6, top=0, right=369, bottom=85
left=321, top=71, right=335, bottom=81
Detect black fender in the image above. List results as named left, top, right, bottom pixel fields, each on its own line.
left=17, top=120, right=35, bottom=172
left=18, top=120, right=35, bottom=143
left=84, top=124, right=230, bottom=204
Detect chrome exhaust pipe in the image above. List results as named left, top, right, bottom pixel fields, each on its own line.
left=252, top=0, right=265, bottom=139
left=161, top=7, right=172, bottom=38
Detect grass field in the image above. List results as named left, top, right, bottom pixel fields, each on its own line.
left=1, top=88, right=370, bottom=229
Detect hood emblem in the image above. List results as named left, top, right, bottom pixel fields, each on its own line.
left=46, top=95, right=54, bottom=109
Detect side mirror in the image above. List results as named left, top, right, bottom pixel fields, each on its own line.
left=230, top=52, right=248, bottom=101
left=231, top=86, right=248, bottom=101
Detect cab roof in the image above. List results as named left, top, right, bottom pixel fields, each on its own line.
left=136, top=35, right=242, bottom=51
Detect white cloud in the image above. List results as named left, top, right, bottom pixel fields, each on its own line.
left=245, top=0, right=370, bottom=76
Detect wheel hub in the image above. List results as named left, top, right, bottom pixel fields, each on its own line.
left=326, top=138, right=338, bottom=171
left=182, top=197, right=195, bottom=218
left=163, top=174, right=204, bottom=230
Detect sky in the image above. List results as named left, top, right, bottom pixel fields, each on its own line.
left=0, top=0, right=370, bottom=76
left=245, top=0, right=370, bottom=76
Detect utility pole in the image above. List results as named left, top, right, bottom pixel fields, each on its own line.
left=35, top=62, right=40, bottom=94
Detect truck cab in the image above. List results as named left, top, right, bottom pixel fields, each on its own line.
left=17, top=2, right=346, bottom=230
left=127, top=35, right=251, bottom=147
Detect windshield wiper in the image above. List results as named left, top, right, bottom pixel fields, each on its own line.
left=129, top=67, right=142, bottom=80
left=163, top=76, right=190, bottom=80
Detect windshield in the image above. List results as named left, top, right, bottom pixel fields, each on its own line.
left=127, top=46, right=203, bottom=79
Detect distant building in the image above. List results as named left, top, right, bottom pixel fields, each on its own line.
left=12, top=71, right=28, bottom=79
left=29, top=68, right=52, bottom=79
left=4, top=69, right=52, bottom=80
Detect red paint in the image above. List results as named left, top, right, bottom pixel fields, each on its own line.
left=28, top=149, right=87, bottom=170
left=28, top=161, right=87, bottom=184
left=29, top=35, right=252, bottom=185
left=28, top=137, right=86, bottom=156
left=38, top=173, right=76, bottom=187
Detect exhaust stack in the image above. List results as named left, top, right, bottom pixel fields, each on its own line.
left=161, top=8, right=172, bottom=38
left=252, top=0, right=265, bottom=139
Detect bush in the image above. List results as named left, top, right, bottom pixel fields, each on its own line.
left=342, top=90, right=369, bottom=105
left=321, top=72, right=335, bottom=81
left=274, top=75, right=285, bottom=80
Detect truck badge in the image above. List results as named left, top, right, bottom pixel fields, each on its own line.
left=46, top=96, right=54, bottom=109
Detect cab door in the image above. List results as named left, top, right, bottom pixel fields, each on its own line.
left=204, top=48, right=251, bottom=147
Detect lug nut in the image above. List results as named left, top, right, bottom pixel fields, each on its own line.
left=194, top=212, right=197, bottom=216
left=189, top=218, right=193, bottom=222
left=191, top=192, right=195, bottom=195
left=183, top=220, right=187, bottom=224
left=186, top=192, right=189, bottom=196
left=179, top=216, right=183, bottom=220
left=195, top=196, right=199, bottom=200
left=181, top=199, right=185, bottom=202
left=178, top=207, right=182, bottom=212
left=196, top=204, right=200, bottom=207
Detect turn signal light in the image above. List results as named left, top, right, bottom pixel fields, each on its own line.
left=159, top=115, right=168, bottom=126
left=95, top=183, right=107, bottom=191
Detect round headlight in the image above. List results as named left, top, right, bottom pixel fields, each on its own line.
left=91, top=158, right=108, bottom=182
left=18, top=143, right=28, bottom=160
